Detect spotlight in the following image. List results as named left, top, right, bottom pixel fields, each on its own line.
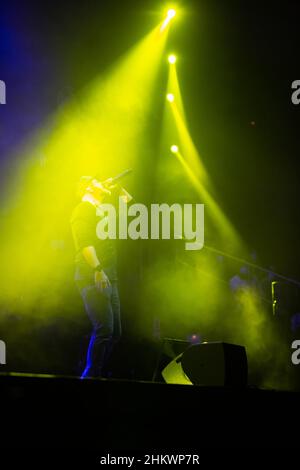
left=160, top=7, right=177, bottom=32
left=170, top=145, right=179, bottom=153
left=167, top=9, right=176, bottom=19
left=166, top=93, right=175, bottom=102
left=168, top=54, right=177, bottom=64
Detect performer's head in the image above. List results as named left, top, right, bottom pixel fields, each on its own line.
left=77, top=175, right=110, bottom=203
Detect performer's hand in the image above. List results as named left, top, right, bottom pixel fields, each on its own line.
left=95, top=269, right=111, bottom=292
left=92, top=179, right=111, bottom=197
left=101, top=177, right=115, bottom=190
left=103, top=180, right=133, bottom=203
left=102, top=177, right=119, bottom=192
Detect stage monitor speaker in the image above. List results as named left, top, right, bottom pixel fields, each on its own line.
left=161, top=342, right=248, bottom=387
left=152, top=338, right=190, bottom=382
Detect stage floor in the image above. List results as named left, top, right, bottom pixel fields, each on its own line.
left=0, top=373, right=299, bottom=450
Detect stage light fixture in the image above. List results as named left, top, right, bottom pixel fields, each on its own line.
left=166, top=93, right=175, bottom=102
left=168, top=54, right=177, bottom=64
left=160, top=7, right=177, bottom=32
left=170, top=144, right=179, bottom=153
left=155, top=340, right=248, bottom=387
left=167, top=9, right=176, bottom=19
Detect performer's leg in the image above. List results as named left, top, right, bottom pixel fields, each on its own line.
left=111, top=281, right=122, bottom=340
left=79, top=284, right=114, bottom=378
left=101, top=282, right=122, bottom=375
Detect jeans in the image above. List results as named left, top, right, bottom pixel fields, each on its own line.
left=78, top=281, right=121, bottom=378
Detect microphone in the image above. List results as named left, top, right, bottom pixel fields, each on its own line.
left=101, top=168, right=132, bottom=186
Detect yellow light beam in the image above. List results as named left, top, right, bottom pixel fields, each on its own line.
left=166, top=64, right=210, bottom=185
left=171, top=102, right=209, bottom=184
left=175, top=150, right=243, bottom=247
left=0, top=24, right=169, bottom=311
left=167, top=64, right=185, bottom=118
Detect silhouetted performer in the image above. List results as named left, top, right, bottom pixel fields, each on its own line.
left=70, top=176, right=131, bottom=378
